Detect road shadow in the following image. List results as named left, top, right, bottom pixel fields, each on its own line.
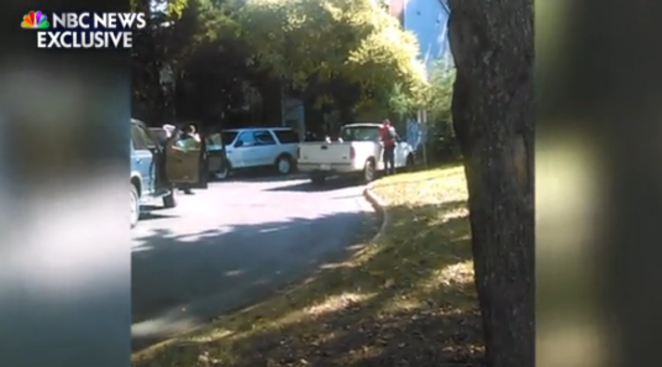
left=132, top=201, right=484, bottom=367
left=138, top=205, right=179, bottom=222
left=131, top=208, right=380, bottom=351
left=139, top=212, right=179, bottom=221
left=211, top=167, right=305, bottom=183
left=140, top=205, right=166, bottom=212
left=264, top=176, right=364, bottom=193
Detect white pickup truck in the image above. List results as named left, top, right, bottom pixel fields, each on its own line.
left=297, top=123, right=416, bottom=184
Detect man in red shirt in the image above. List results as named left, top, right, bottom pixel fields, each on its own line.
left=379, top=118, right=398, bottom=175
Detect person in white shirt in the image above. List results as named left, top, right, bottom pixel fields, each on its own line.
left=163, top=124, right=176, bottom=138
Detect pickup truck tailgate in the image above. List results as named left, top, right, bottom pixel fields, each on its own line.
left=299, top=142, right=352, bottom=164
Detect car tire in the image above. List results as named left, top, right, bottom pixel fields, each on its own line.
left=162, top=189, right=177, bottom=208
left=275, top=154, right=294, bottom=175
left=310, top=173, right=326, bottom=185
left=363, top=159, right=376, bottom=183
left=130, top=184, right=140, bottom=228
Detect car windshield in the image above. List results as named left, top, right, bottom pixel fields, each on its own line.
left=339, top=126, right=380, bottom=142
left=221, top=131, right=239, bottom=145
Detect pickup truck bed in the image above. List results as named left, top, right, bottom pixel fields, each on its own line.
left=297, top=123, right=415, bottom=184
left=297, top=141, right=364, bottom=183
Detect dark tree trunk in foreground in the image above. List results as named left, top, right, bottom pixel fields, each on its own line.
left=447, top=1, right=534, bottom=367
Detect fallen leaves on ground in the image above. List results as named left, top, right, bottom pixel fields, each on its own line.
left=133, top=163, right=484, bottom=367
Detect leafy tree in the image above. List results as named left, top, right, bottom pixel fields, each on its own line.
left=420, top=61, right=458, bottom=162
left=131, top=0, right=195, bottom=122
left=426, top=61, right=455, bottom=124
left=131, top=0, right=428, bottom=128
left=236, top=0, right=428, bottom=119
left=447, top=0, right=534, bottom=366
left=131, top=0, right=248, bottom=124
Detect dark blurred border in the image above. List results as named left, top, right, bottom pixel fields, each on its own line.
left=0, top=1, right=131, bottom=367
left=537, top=1, right=662, bottom=367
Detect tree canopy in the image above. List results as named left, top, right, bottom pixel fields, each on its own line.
left=426, top=61, right=455, bottom=124
left=131, top=0, right=429, bottom=125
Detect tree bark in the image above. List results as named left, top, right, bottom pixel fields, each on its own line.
left=447, top=1, right=534, bottom=367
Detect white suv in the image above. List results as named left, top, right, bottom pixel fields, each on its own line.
left=219, top=127, right=299, bottom=178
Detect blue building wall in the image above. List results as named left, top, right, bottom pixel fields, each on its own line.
left=402, top=0, right=451, bottom=78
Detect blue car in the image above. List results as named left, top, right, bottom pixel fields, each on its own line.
left=130, top=119, right=207, bottom=228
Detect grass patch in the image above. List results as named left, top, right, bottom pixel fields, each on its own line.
left=132, top=163, right=483, bottom=367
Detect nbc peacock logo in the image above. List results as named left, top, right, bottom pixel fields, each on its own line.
left=21, top=10, right=50, bottom=29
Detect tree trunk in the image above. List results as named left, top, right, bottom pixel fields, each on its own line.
left=447, top=1, right=534, bottom=367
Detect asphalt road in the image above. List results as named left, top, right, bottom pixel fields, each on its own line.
left=131, top=174, right=378, bottom=350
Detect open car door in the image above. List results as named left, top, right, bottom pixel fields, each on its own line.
left=164, top=130, right=209, bottom=189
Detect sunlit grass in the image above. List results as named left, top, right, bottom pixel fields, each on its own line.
left=133, top=163, right=483, bottom=367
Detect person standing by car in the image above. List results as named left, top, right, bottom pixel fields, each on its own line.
left=180, top=124, right=200, bottom=143
left=189, top=124, right=201, bottom=142
left=175, top=124, right=201, bottom=194
left=379, top=118, right=398, bottom=175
